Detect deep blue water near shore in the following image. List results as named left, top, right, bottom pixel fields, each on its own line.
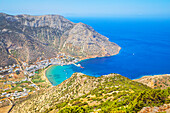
left=46, top=17, right=170, bottom=86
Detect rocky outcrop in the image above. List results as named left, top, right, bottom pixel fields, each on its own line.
left=139, top=104, right=170, bottom=113
left=134, top=74, right=170, bottom=89
left=0, top=13, right=120, bottom=67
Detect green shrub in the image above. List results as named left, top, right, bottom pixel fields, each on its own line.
left=59, top=106, right=88, bottom=113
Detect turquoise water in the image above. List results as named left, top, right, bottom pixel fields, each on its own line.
left=46, top=18, right=170, bottom=86
left=45, top=65, right=74, bottom=85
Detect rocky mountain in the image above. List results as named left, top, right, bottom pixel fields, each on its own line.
left=134, top=74, right=170, bottom=89
left=11, top=73, right=170, bottom=113
left=0, top=13, right=120, bottom=67
left=139, top=104, right=170, bottom=113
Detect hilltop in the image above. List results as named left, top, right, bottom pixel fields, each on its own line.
left=0, top=13, right=120, bottom=67
left=11, top=73, right=170, bottom=113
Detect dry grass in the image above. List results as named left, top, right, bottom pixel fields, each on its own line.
left=0, top=105, right=12, bottom=113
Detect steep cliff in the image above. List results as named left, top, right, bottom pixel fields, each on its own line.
left=0, top=13, right=120, bottom=67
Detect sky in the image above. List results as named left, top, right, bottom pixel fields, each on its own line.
left=0, top=0, right=170, bottom=18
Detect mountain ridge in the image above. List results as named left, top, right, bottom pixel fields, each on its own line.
left=0, top=13, right=120, bottom=67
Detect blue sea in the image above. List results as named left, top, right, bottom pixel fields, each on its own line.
left=46, top=17, right=170, bottom=86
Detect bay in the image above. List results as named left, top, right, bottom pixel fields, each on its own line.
left=46, top=17, right=170, bottom=86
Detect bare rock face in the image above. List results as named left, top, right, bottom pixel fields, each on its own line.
left=0, top=13, right=120, bottom=67
left=60, top=22, right=120, bottom=58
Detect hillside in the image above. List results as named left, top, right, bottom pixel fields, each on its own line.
left=134, top=74, right=170, bottom=89
left=11, top=73, right=170, bottom=113
left=0, top=13, right=120, bottom=67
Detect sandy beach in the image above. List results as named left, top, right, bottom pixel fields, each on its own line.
left=43, top=65, right=54, bottom=86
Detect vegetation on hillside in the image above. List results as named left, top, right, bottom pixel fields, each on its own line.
left=12, top=73, right=170, bottom=113
left=44, top=74, right=170, bottom=113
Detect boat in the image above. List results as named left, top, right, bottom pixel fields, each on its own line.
left=80, top=66, right=84, bottom=68
left=73, top=63, right=84, bottom=68
left=73, top=63, right=81, bottom=67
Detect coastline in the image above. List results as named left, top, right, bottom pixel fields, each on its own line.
left=133, top=74, right=170, bottom=80
left=77, top=46, right=122, bottom=63
left=43, top=65, right=54, bottom=86
left=44, top=47, right=121, bottom=85
left=32, top=46, right=169, bottom=88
